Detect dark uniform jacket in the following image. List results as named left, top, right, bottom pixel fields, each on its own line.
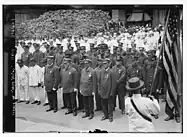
left=59, top=65, right=77, bottom=93
left=32, top=50, right=45, bottom=67
left=21, top=51, right=32, bottom=67
left=91, top=55, right=98, bottom=69
left=55, top=53, right=64, bottom=67
left=111, top=65, right=126, bottom=96
left=98, top=68, right=112, bottom=99
left=44, top=64, right=60, bottom=92
left=80, top=67, right=96, bottom=96
left=144, top=59, right=156, bottom=90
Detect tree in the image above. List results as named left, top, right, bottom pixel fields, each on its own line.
left=15, top=9, right=110, bottom=39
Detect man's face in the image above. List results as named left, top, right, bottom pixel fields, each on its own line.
left=116, top=61, right=121, bottom=66
left=24, top=47, right=29, bottom=52
left=84, top=62, right=90, bottom=68
left=104, top=62, right=109, bottom=69
left=18, top=61, right=23, bottom=67
left=63, top=61, right=70, bottom=68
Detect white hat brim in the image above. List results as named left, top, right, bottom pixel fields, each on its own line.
left=126, top=80, right=144, bottom=91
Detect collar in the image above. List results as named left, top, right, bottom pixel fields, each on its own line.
left=85, top=67, right=90, bottom=72
left=105, top=67, right=110, bottom=72
left=132, top=94, right=142, bottom=98
left=48, top=63, right=54, bottom=68
left=65, top=65, right=71, bottom=71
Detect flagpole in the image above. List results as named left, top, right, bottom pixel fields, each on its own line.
left=149, top=9, right=170, bottom=95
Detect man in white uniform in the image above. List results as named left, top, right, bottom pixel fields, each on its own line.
left=29, top=58, right=42, bottom=105
left=16, top=59, right=29, bottom=104
left=125, top=77, right=160, bottom=132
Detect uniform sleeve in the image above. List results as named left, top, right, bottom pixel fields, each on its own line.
left=147, top=98, right=160, bottom=116
left=109, top=71, right=113, bottom=96
left=53, top=67, right=60, bottom=89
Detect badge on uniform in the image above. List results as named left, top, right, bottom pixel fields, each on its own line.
left=88, top=73, right=92, bottom=77
left=105, top=74, right=109, bottom=79
left=69, top=72, right=71, bottom=75
left=50, top=70, right=52, bottom=73
left=119, top=70, right=121, bottom=74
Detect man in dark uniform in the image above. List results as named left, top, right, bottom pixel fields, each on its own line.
left=44, top=55, right=60, bottom=113
left=59, top=56, right=78, bottom=116
left=111, top=56, right=126, bottom=114
left=21, top=44, right=32, bottom=67
left=32, top=43, right=45, bottom=67
left=55, top=46, right=64, bottom=67
left=80, top=58, right=96, bottom=120
left=94, top=58, right=103, bottom=111
left=91, top=48, right=98, bottom=69
left=144, top=50, right=157, bottom=96
left=99, top=58, right=113, bottom=122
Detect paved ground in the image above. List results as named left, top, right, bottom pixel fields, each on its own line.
left=16, top=88, right=182, bottom=133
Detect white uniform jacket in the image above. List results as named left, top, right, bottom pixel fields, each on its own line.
left=125, top=94, right=160, bottom=132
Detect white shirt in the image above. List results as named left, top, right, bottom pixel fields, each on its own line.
left=125, top=94, right=160, bottom=132
left=16, top=65, right=29, bottom=86
left=28, top=65, right=42, bottom=86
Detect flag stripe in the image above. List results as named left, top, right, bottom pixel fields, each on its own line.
left=163, top=45, right=178, bottom=91
left=164, top=40, right=178, bottom=85
left=163, top=53, right=177, bottom=101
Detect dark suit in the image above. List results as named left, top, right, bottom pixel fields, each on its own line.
left=44, top=64, right=60, bottom=111
left=60, top=65, right=78, bottom=112
left=111, top=65, right=126, bottom=111
left=99, top=68, right=113, bottom=118
left=80, top=67, right=96, bottom=116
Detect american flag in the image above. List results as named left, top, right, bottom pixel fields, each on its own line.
left=162, top=9, right=182, bottom=110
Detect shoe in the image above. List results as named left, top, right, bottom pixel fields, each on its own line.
left=95, top=108, right=101, bottom=112
left=73, top=111, right=77, bottom=116
left=109, top=117, right=113, bottom=122
left=121, top=110, right=125, bottom=115
left=43, top=103, right=49, bottom=106
left=46, top=108, right=53, bottom=112
left=164, top=116, right=174, bottom=121
left=88, top=114, right=94, bottom=120
left=65, top=111, right=73, bottom=115
left=17, top=100, right=24, bottom=103
left=25, top=101, right=30, bottom=104
left=31, top=100, right=38, bottom=104
left=61, top=106, right=66, bottom=109
left=175, top=117, right=181, bottom=123
left=53, top=110, right=58, bottom=113
left=37, top=101, right=41, bottom=105
left=82, top=114, right=89, bottom=118
left=101, top=116, right=108, bottom=121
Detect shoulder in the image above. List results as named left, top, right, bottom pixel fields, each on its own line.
left=70, top=67, right=76, bottom=72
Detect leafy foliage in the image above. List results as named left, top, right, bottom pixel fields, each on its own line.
left=15, top=9, right=110, bottom=39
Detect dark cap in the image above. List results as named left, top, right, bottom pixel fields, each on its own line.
left=47, top=55, right=55, bottom=59
left=103, top=58, right=110, bottom=64
left=64, top=56, right=72, bottom=62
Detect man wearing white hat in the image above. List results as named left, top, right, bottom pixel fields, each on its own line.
left=125, top=77, right=160, bottom=132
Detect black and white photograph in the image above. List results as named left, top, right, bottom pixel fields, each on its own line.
left=3, top=3, right=184, bottom=133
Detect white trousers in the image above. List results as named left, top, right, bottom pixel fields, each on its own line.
left=18, top=84, right=29, bottom=101
left=30, top=87, right=40, bottom=101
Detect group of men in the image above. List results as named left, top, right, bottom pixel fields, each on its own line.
left=15, top=24, right=178, bottom=125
